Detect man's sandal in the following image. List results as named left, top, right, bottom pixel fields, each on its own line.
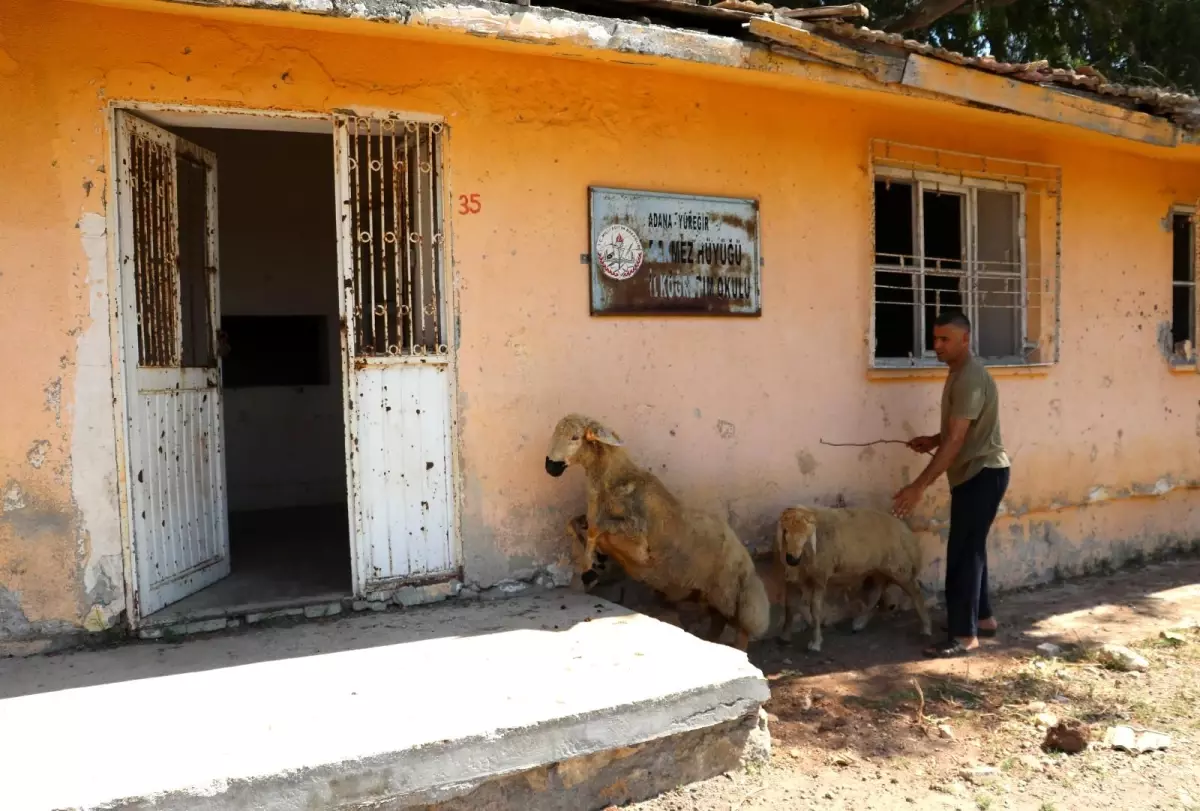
left=940, top=623, right=997, bottom=638
left=924, top=639, right=973, bottom=658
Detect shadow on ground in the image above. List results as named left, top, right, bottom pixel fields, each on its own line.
left=746, top=555, right=1200, bottom=764
left=753, top=555, right=1200, bottom=682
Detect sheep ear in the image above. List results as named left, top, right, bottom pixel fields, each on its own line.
left=585, top=423, right=623, bottom=447
left=804, top=528, right=818, bottom=556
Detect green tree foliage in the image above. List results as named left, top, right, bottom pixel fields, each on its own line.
left=851, top=0, right=1200, bottom=93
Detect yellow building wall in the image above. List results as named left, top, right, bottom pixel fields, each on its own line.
left=2, top=0, right=1199, bottom=642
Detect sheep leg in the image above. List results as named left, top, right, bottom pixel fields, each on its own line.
left=807, top=582, right=826, bottom=653
left=583, top=529, right=600, bottom=574
left=644, top=588, right=688, bottom=628
left=899, top=576, right=933, bottom=637
left=646, top=597, right=684, bottom=628
left=566, top=514, right=591, bottom=569
left=780, top=585, right=800, bottom=643
left=852, top=576, right=885, bottom=633
left=566, top=515, right=604, bottom=590
left=567, top=514, right=589, bottom=542
left=594, top=531, right=651, bottom=568
left=706, top=606, right=728, bottom=644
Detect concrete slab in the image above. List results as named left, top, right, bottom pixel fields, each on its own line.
left=0, top=592, right=769, bottom=811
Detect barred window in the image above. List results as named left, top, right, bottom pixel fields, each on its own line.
left=870, top=143, right=1060, bottom=369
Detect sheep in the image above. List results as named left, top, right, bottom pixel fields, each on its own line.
left=545, top=413, right=770, bottom=650
left=776, top=505, right=932, bottom=652
left=564, top=514, right=715, bottom=634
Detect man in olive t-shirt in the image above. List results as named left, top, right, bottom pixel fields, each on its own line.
left=892, top=310, right=1010, bottom=658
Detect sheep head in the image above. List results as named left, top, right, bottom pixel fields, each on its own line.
left=781, top=507, right=818, bottom=566
left=545, top=413, right=623, bottom=477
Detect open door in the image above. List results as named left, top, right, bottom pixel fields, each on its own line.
left=115, top=111, right=230, bottom=618
left=334, top=114, right=457, bottom=593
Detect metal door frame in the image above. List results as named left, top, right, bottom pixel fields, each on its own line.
left=105, top=102, right=462, bottom=627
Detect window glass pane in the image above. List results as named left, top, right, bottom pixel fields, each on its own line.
left=874, top=180, right=914, bottom=264
left=977, top=190, right=1021, bottom=358
left=177, top=154, right=214, bottom=368
left=1173, top=214, right=1193, bottom=283
left=1173, top=284, right=1194, bottom=347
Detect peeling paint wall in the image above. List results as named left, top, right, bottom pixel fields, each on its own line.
left=0, top=0, right=130, bottom=649
left=2, top=0, right=1200, bottom=644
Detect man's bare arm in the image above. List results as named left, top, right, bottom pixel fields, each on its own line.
left=911, top=418, right=971, bottom=490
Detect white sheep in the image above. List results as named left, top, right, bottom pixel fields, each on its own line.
left=776, top=505, right=932, bottom=652
left=546, top=414, right=770, bottom=650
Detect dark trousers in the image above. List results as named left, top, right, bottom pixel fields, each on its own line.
left=945, top=466, right=1010, bottom=639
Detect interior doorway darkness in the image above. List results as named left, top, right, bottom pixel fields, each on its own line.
left=148, top=127, right=350, bottom=620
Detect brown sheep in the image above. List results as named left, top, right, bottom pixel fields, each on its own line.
left=776, top=505, right=932, bottom=652
left=545, top=414, right=770, bottom=650
left=564, top=515, right=713, bottom=633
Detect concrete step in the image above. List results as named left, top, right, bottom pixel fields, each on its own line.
left=0, top=592, right=770, bottom=810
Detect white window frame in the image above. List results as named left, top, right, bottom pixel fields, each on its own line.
left=1170, top=204, right=1197, bottom=366
left=872, top=166, right=1029, bottom=368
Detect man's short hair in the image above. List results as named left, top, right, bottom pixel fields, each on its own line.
left=933, top=309, right=971, bottom=332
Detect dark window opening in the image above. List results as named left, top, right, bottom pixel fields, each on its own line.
left=220, top=315, right=330, bottom=388
left=873, top=180, right=915, bottom=359
left=1172, top=212, right=1195, bottom=350
left=921, top=190, right=965, bottom=353
left=177, top=155, right=215, bottom=368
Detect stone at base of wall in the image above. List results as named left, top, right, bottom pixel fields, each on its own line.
left=0, top=558, right=585, bottom=658
left=401, top=709, right=770, bottom=811
left=0, top=638, right=57, bottom=658
left=8, top=543, right=1196, bottom=657
left=0, top=628, right=108, bottom=659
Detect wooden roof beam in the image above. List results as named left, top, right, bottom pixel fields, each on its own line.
left=746, top=17, right=903, bottom=83
left=900, top=53, right=1179, bottom=147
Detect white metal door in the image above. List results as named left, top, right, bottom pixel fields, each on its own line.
left=116, top=111, right=230, bottom=617
left=334, top=115, right=457, bottom=593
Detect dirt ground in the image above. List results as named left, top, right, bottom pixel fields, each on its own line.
left=629, top=557, right=1200, bottom=811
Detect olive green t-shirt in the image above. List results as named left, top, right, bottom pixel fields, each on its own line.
left=940, top=356, right=1010, bottom=489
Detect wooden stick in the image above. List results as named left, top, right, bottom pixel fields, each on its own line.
left=732, top=785, right=769, bottom=810
left=912, top=677, right=926, bottom=725
left=819, top=437, right=934, bottom=456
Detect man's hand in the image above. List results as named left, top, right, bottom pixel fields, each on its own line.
left=892, top=483, right=925, bottom=518
left=907, top=435, right=938, bottom=454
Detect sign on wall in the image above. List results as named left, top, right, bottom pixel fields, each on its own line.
left=588, top=187, right=761, bottom=316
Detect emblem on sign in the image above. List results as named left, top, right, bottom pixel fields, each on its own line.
left=595, top=224, right=644, bottom=281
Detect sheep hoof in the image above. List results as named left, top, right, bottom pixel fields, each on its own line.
left=581, top=570, right=599, bottom=587
left=807, top=639, right=822, bottom=653
left=851, top=617, right=870, bottom=632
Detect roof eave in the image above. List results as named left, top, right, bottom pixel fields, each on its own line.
left=70, top=0, right=1194, bottom=149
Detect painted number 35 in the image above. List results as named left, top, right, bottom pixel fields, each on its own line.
left=458, top=193, right=481, bottom=215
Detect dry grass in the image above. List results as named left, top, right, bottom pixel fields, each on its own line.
left=942, top=626, right=1200, bottom=736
